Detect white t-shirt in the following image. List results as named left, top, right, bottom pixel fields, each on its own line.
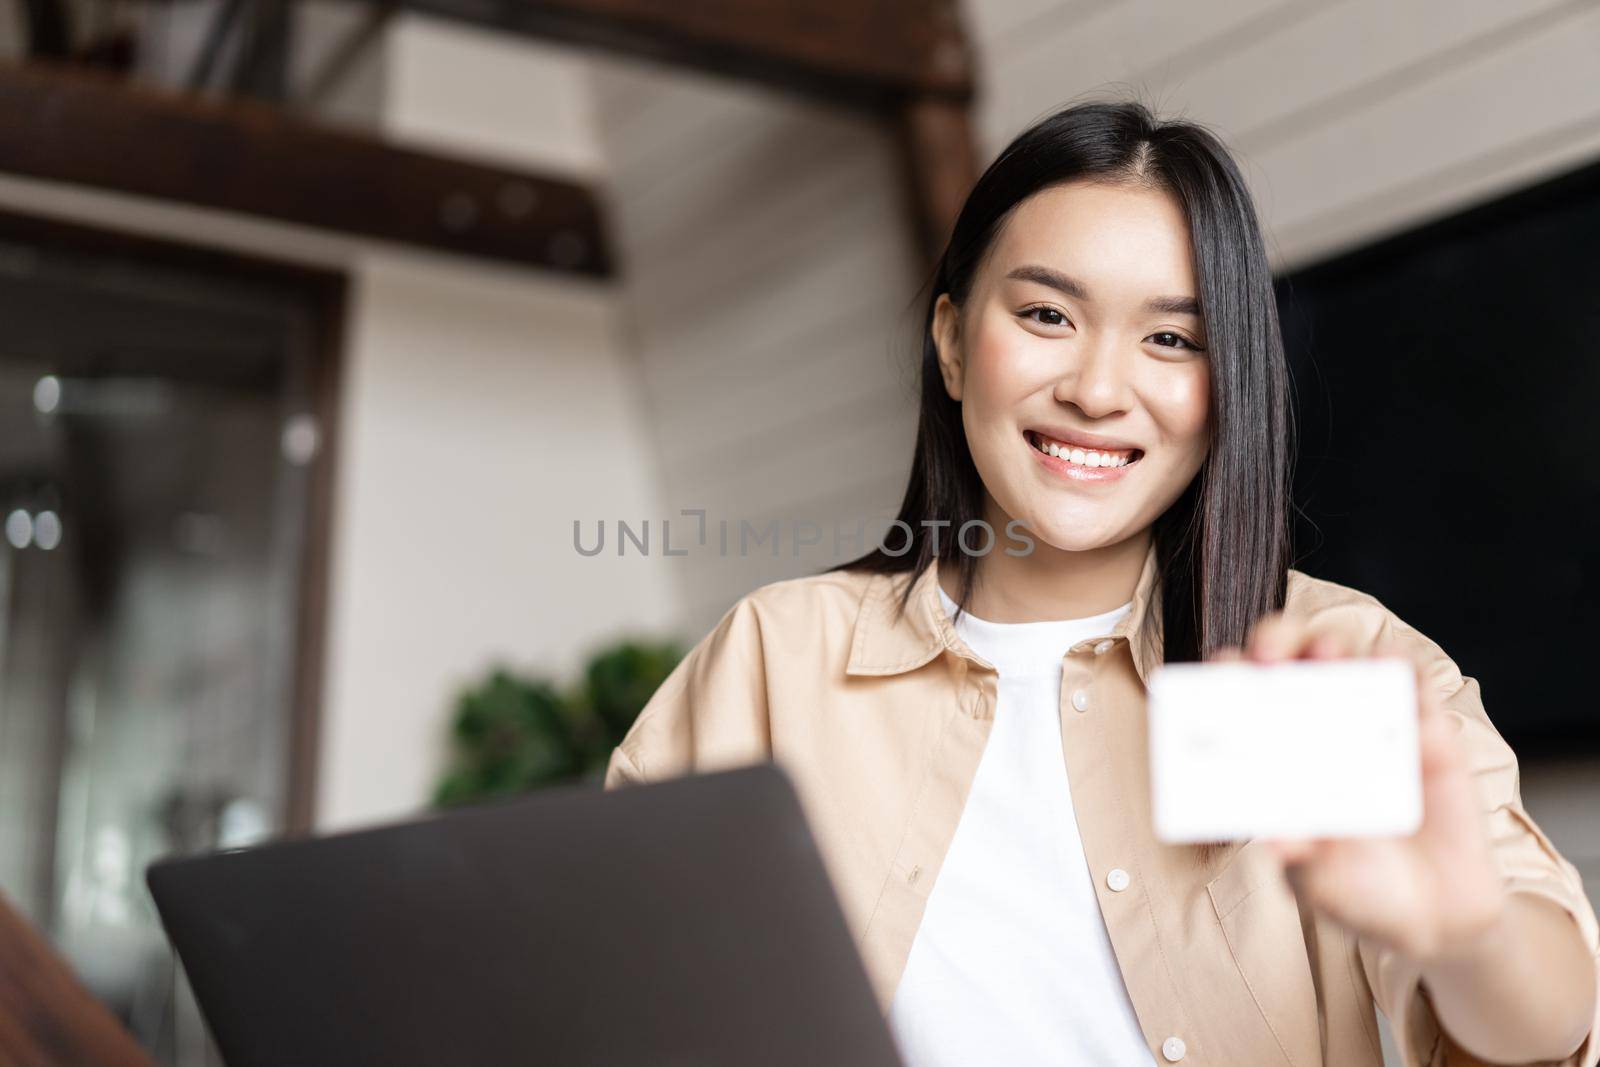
left=886, top=586, right=1156, bottom=1067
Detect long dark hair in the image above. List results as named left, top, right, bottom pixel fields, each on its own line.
left=834, top=97, right=1293, bottom=664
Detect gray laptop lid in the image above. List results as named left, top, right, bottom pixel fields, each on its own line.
left=147, top=762, right=904, bottom=1067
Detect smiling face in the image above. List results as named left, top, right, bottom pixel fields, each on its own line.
left=931, top=178, right=1213, bottom=555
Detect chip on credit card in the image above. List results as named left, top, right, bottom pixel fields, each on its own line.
left=1147, top=657, right=1422, bottom=843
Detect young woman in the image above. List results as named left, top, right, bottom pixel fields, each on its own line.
left=604, top=100, right=1599, bottom=1066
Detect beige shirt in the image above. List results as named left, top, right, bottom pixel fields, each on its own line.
left=604, top=542, right=1600, bottom=1067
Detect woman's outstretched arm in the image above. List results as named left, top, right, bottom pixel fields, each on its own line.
left=1417, top=889, right=1595, bottom=1062
left=1216, top=609, right=1600, bottom=1066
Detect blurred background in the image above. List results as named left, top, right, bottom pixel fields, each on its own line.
left=0, top=0, right=1596, bottom=1063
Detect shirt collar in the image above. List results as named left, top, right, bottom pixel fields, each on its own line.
left=846, top=539, right=1164, bottom=685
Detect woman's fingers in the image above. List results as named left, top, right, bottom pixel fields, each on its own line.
left=1244, top=613, right=1365, bottom=663
left=1306, top=633, right=1343, bottom=659
left=1245, top=615, right=1350, bottom=662
left=1372, top=636, right=1456, bottom=773
left=1264, top=836, right=1317, bottom=865
left=1244, top=614, right=1301, bottom=662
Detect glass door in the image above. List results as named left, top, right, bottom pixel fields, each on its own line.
left=0, top=216, right=341, bottom=1065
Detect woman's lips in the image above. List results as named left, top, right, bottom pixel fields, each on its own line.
left=1025, top=430, right=1141, bottom=483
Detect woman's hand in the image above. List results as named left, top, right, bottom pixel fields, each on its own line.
left=1211, top=615, right=1599, bottom=1063
left=1205, top=615, right=1507, bottom=966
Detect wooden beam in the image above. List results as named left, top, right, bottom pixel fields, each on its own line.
left=894, top=92, right=980, bottom=262
left=397, top=0, right=981, bottom=260
left=0, top=61, right=613, bottom=276
left=0, top=893, right=158, bottom=1066
left=371, top=0, right=981, bottom=262
left=357, top=0, right=976, bottom=107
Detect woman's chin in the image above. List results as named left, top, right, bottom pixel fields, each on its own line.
left=1012, top=515, right=1126, bottom=556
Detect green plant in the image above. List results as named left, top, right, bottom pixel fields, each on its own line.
left=580, top=640, right=687, bottom=746
left=433, top=637, right=683, bottom=807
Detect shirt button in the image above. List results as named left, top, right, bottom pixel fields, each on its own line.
left=1161, top=1036, right=1186, bottom=1061
left=1106, top=867, right=1130, bottom=892
left=1094, top=638, right=1114, bottom=655
left=1070, top=689, right=1089, bottom=712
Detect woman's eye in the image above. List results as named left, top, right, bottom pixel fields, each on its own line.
left=1020, top=305, right=1070, bottom=328
left=1149, top=331, right=1203, bottom=351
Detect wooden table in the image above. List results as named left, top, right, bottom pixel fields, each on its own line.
left=0, top=892, right=157, bottom=1066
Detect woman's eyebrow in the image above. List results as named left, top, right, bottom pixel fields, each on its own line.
left=1005, top=264, right=1201, bottom=316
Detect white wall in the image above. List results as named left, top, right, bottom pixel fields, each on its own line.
left=315, top=19, right=677, bottom=829
left=316, top=247, right=674, bottom=828
left=586, top=57, right=927, bottom=636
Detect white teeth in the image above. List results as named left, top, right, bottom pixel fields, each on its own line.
left=1030, top=432, right=1136, bottom=469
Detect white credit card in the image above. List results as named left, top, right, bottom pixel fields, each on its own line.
left=1147, top=657, right=1422, bottom=843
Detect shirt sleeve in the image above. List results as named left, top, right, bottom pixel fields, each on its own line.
left=604, top=593, right=774, bottom=789
left=1357, top=609, right=1600, bottom=1067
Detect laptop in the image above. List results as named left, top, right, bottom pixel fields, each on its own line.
left=147, top=762, right=905, bottom=1067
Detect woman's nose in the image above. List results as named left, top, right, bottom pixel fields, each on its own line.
left=1051, top=336, right=1131, bottom=418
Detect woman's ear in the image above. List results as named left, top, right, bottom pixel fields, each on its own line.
left=932, top=292, right=965, bottom=402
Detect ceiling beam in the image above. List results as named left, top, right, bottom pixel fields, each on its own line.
left=0, top=62, right=613, bottom=276
left=894, top=94, right=979, bottom=261
left=355, top=0, right=975, bottom=108
left=332, top=0, right=981, bottom=257
left=367, top=0, right=980, bottom=255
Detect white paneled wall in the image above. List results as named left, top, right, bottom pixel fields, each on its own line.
left=588, top=57, right=926, bottom=632
left=970, top=0, right=1600, bottom=267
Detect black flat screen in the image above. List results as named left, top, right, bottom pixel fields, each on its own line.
left=1276, top=158, right=1600, bottom=753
